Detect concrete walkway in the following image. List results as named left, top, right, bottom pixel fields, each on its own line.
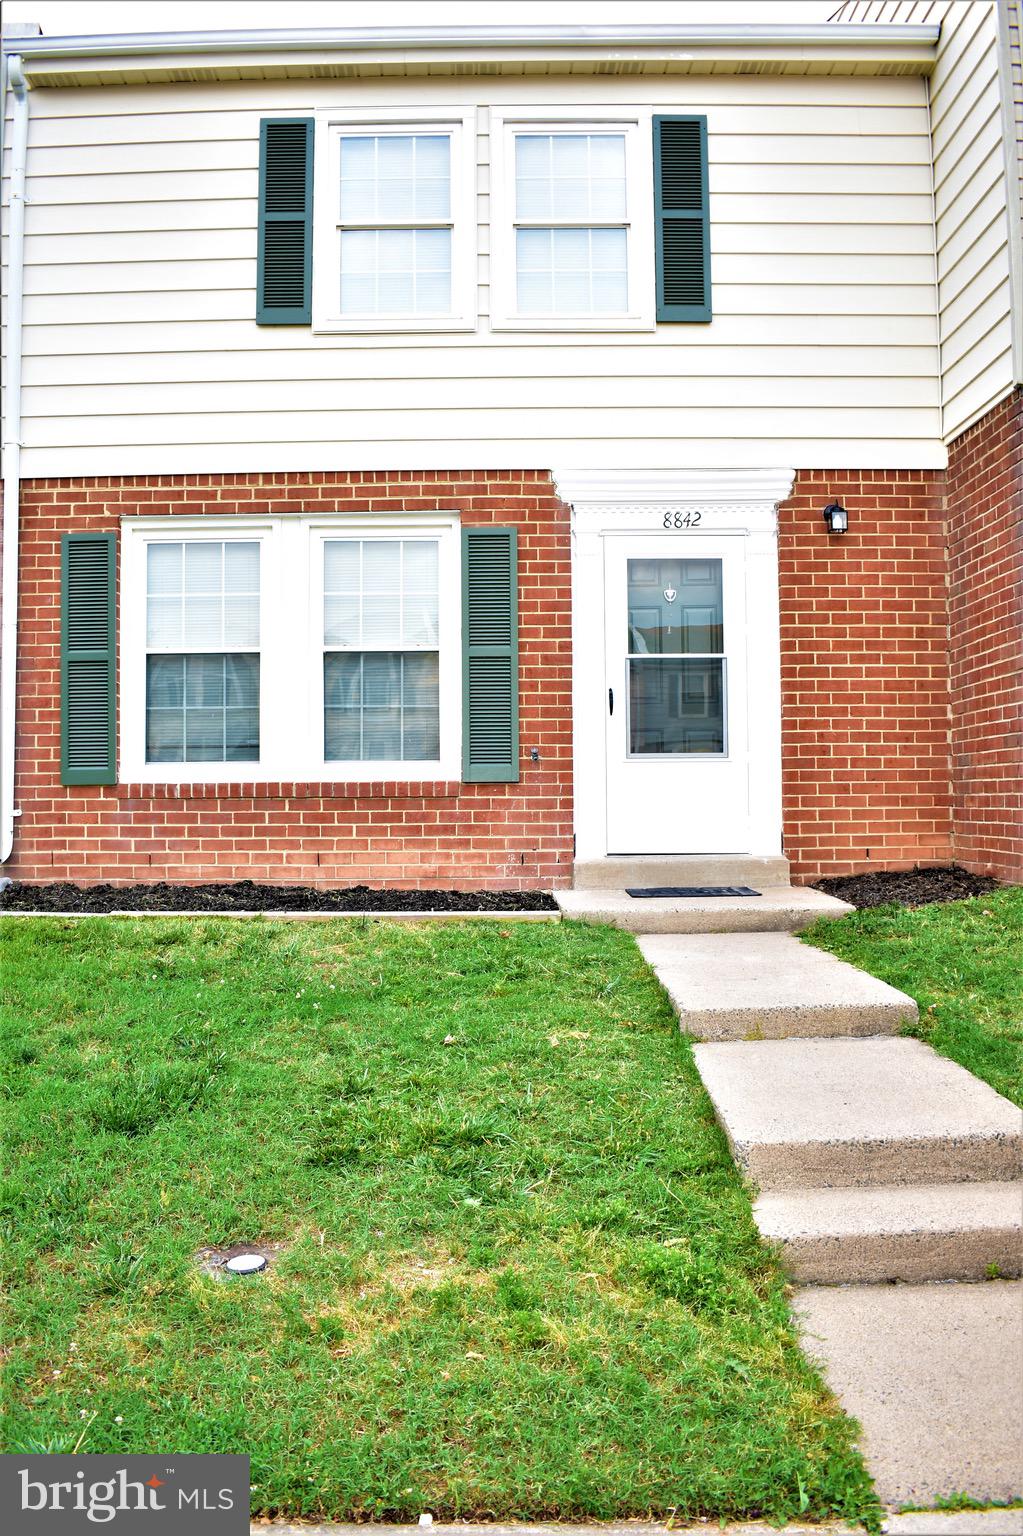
left=638, top=930, right=917, bottom=1039
left=796, top=1281, right=1023, bottom=1506
left=638, top=924, right=1023, bottom=1513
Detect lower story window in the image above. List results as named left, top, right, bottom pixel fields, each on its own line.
left=121, top=517, right=460, bottom=782
left=324, top=652, right=439, bottom=761
left=143, top=539, right=261, bottom=765
left=146, top=653, right=260, bottom=763
left=323, top=537, right=440, bottom=762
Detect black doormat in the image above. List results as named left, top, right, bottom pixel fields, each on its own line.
left=626, top=885, right=762, bottom=898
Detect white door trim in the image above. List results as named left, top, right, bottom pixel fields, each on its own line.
left=555, top=466, right=794, bottom=863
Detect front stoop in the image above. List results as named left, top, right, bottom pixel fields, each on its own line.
left=692, top=1037, right=1023, bottom=1190
left=795, top=1282, right=1023, bottom=1508
left=638, top=932, right=918, bottom=1038
left=556, top=885, right=851, bottom=933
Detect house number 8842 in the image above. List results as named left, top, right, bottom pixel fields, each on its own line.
left=662, top=511, right=702, bottom=528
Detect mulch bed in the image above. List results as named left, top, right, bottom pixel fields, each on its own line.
left=0, top=880, right=559, bottom=915
left=812, top=864, right=1001, bottom=910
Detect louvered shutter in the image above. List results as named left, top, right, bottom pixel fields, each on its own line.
left=653, top=115, right=711, bottom=322
left=461, top=528, right=519, bottom=784
left=257, top=117, right=314, bottom=324
left=61, top=532, right=116, bottom=786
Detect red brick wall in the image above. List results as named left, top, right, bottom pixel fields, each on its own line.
left=778, top=469, right=953, bottom=882
left=8, top=453, right=1018, bottom=891
left=946, top=389, right=1023, bottom=884
left=6, top=471, right=574, bottom=891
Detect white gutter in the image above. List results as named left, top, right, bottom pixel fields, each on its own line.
left=1, top=53, right=28, bottom=864
left=0, top=21, right=940, bottom=59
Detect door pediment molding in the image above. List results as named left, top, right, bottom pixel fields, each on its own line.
left=553, top=466, right=796, bottom=509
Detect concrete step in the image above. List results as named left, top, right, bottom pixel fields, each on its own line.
left=795, top=1280, right=1023, bottom=1507
left=755, top=1181, right=1023, bottom=1283
left=555, top=885, right=851, bottom=934
left=637, top=931, right=917, bottom=1039
left=572, top=854, right=790, bottom=889
left=693, top=1037, right=1023, bottom=1190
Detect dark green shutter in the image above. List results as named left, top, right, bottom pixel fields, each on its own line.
left=653, top=115, right=711, bottom=322
left=462, top=527, right=519, bottom=783
left=61, top=532, right=116, bottom=786
left=257, top=117, right=314, bottom=324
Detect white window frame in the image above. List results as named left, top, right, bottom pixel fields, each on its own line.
left=308, top=518, right=461, bottom=779
left=489, top=108, right=655, bottom=333
left=120, top=514, right=462, bottom=784
left=312, top=106, right=477, bottom=334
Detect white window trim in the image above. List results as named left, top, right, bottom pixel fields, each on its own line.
left=489, top=107, right=655, bottom=334
left=312, top=105, right=477, bottom=334
left=120, top=514, right=462, bottom=785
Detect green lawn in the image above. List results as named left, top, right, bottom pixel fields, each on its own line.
left=802, top=885, right=1023, bottom=1108
left=1, top=916, right=877, bottom=1527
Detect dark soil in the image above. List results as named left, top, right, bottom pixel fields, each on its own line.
left=0, top=880, right=559, bottom=915
left=812, top=864, right=1001, bottom=910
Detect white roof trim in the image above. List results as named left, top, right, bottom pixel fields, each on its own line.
left=1, top=23, right=940, bottom=60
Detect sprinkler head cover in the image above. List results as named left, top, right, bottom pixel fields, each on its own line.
left=225, top=1253, right=267, bottom=1275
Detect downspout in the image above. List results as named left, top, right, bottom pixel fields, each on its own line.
left=1, top=53, right=28, bottom=863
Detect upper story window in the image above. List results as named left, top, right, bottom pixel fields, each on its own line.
left=312, top=110, right=476, bottom=333
left=261, top=110, right=707, bottom=334
left=490, top=112, right=654, bottom=332
left=514, top=134, right=628, bottom=315
left=339, top=135, right=451, bottom=316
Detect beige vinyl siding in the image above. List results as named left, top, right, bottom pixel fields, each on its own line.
left=3, top=73, right=942, bottom=475
left=835, top=0, right=1016, bottom=437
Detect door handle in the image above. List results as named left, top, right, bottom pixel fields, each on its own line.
left=608, top=687, right=614, bottom=716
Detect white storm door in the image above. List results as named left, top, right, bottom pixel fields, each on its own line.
left=604, top=535, right=750, bottom=854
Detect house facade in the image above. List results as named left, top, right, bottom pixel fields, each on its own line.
left=1, top=10, right=1020, bottom=891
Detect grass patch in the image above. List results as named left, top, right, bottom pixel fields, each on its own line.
left=1, top=915, right=878, bottom=1526
left=803, top=886, right=1023, bottom=1107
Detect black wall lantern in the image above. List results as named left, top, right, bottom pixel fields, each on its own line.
left=822, top=501, right=849, bottom=535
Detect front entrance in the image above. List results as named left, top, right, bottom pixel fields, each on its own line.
left=604, top=534, right=749, bottom=854
left=558, top=466, right=789, bottom=866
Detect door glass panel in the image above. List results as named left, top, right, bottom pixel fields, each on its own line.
left=628, top=659, right=724, bottom=755
left=627, top=557, right=722, bottom=654
left=626, top=557, right=725, bottom=755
